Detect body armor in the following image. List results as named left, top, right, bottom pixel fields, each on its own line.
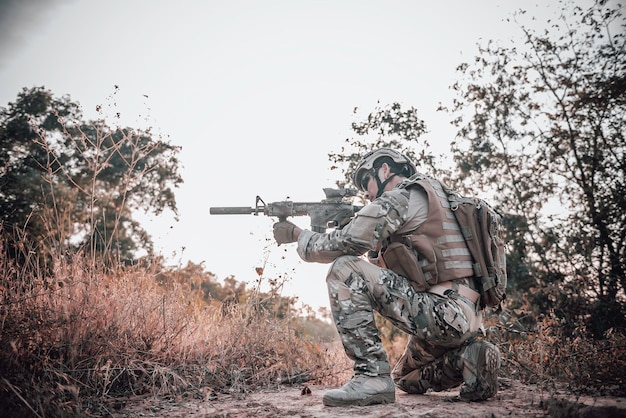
left=384, top=175, right=474, bottom=290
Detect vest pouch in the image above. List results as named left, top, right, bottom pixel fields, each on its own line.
left=382, top=242, right=429, bottom=292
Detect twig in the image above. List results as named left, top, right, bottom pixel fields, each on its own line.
left=561, top=344, right=626, bottom=359
left=2, top=378, right=43, bottom=418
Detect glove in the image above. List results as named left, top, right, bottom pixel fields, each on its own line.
left=273, top=220, right=298, bottom=244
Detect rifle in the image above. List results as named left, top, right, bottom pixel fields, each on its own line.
left=209, top=188, right=362, bottom=232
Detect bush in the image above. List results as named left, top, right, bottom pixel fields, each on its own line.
left=0, top=248, right=350, bottom=417
left=484, top=309, right=626, bottom=397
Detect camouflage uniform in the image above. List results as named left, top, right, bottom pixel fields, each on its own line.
left=296, top=179, right=488, bottom=393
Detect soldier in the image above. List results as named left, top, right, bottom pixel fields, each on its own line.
left=272, top=148, right=501, bottom=407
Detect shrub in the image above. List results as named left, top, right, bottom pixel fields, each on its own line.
left=0, top=248, right=350, bottom=417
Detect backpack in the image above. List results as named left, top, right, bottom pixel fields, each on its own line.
left=446, top=190, right=508, bottom=311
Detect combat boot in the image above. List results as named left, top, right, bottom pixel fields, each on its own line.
left=459, top=340, right=501, bottom=401
left=394, top=356, right=463, bottom=394
left=322, top=374, right=395, bottom=407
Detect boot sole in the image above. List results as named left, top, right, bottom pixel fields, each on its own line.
left=460, top=343, right=500, bottom=401
left=323, top=392, right=395, bottom=407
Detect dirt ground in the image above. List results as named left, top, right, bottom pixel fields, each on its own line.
left=110, top=378, right=626, bottom=418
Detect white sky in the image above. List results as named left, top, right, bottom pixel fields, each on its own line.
left=0, top=0, right=565, bottom=312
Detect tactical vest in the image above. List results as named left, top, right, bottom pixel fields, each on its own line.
left=390, top=176, right=474, bottom=288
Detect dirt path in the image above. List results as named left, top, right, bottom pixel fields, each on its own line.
left=110, top=378, right=626, bottom=417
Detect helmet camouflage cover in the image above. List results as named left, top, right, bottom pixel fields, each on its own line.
left=352, top=148, right=417, bottom=191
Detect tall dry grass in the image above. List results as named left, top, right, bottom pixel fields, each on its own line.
left=0, top=248, right=351, bottom=417
left=483, top=309, right=626, bottom=397
left=2, top=242, right=625, bottom=417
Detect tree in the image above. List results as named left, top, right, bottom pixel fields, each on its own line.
left=445, top=0, right=625, bottom=336
left=328, top=102, right=446, bottom=189
left=0, top=86, right=183, bottom=268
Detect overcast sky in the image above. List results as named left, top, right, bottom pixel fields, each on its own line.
left=0, top=0, right=574, bottom=312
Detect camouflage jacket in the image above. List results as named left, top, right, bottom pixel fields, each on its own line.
left=296, top=177, right=427, bottom=264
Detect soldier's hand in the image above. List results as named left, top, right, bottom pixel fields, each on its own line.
left=273, top=220, right=300, bottom=244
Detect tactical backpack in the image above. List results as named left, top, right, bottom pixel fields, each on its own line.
left=446, top=190, right=508, bottom=310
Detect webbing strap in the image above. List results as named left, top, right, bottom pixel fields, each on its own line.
left=429, top=281, right=480, bottom=304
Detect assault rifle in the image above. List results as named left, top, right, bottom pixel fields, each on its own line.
left=209, top=188, right=362, bottom=232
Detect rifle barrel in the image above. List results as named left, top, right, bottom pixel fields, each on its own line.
left=209, top=207, right=256, bottom=215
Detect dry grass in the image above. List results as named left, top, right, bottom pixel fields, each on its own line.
left=483, top=309, right=626, bottom=397
left=1, top=248, right=623, bottom=417
left=3, top=244, right=624, bottom=418
left=0, top=251, right=350, bottom=417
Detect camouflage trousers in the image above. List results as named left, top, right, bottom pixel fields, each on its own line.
left=326, top=255, right=483, bottom=389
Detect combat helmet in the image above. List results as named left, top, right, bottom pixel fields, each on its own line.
left=353, top=148, right=417, bottom=195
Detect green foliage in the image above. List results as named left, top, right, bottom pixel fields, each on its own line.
left=445, top=1, right=625, bottom=337
left=0, top=86, right=183, bottom=267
